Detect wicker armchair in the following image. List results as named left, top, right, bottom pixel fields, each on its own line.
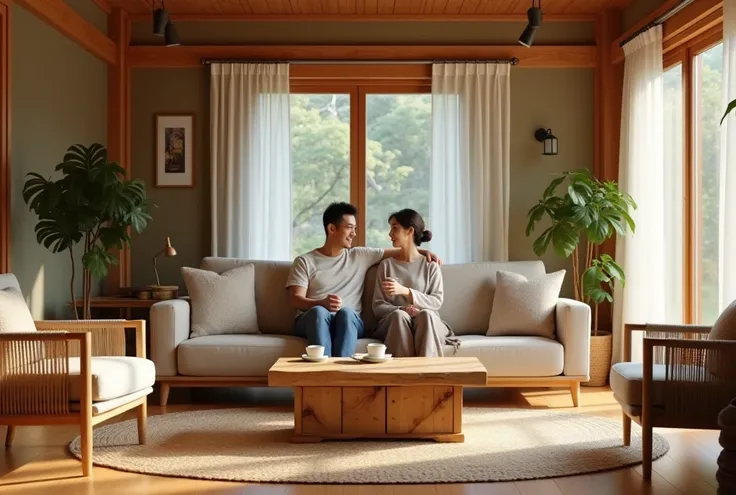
left=0, top=274, right=155, bottom=477
left=610, top=322, right=736, bottom=480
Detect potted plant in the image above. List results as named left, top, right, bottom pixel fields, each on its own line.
left=526, top=169, right=636, bottom=386
left=22, top=143, right=154, bottom=319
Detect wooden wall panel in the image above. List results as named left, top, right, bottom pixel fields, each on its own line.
left=105, top=7, right=131, bottom=293
left=0, top=1, right=8, bottom=274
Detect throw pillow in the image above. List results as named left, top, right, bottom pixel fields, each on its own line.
left=0, top=274, right=37, bottom=334
left=182, top=264, right=260, bottom=338
left=486, top=269, right=566, bottom=339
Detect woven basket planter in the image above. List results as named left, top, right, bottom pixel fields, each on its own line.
left=583, top=330, right=613, bottom=387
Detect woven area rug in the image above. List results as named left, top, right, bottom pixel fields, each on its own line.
left=69, top=407, right=669, bottom=484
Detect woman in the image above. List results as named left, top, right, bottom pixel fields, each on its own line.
left=371, top=209, right=458, bottom=357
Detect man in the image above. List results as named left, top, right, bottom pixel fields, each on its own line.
left=286, top=202, right=439, bottom=357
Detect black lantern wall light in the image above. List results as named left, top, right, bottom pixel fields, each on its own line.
left=518, top=0, right=543, bottom=48
left=535, top=128, right=558, bottom=156
left=153, top=0, right=181, bottom=47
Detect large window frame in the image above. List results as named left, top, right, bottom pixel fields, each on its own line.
left=290, top=65, right=431, bottom=248
left=663, top=25, right=723, bottom=324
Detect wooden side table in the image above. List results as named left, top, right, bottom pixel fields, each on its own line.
left=73, top=297, right=162, bottom=319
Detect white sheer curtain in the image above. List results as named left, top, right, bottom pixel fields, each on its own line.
left=210, top=63, right=292, bottom=261
left=720, top=1, right=736, bottom=310
left=430, top=63, right=510, bottom=263
left=612, top=26, right=667, bottom=364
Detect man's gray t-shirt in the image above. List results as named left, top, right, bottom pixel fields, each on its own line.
left=285, top=247, right=384, bottom=315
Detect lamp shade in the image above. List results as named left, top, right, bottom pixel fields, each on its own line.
left=535, top=128, right=558, bottom=156
left=164, top=21, right=181, bottom=47
left=518, top=25, right=538, bottom=48
left=153, top=8, right=168, bottom=36
left=163, top=237, right=177, bottom=257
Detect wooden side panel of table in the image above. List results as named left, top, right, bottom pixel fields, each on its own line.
left=292, top=384, right=465, bottom=443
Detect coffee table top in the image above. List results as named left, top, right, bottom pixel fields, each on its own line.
left=267, top=356, right=487, bottom=387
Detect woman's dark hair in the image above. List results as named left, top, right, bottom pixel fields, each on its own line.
left=388, top=209, right=433, bottom=246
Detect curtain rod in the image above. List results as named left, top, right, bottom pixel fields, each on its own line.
left=200, top=58, right=520, bottom=65
left=619, top=0, right=695, bottom=47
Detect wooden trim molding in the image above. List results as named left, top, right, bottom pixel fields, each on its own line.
left=17, top=0, right=116, bottom=64
left=130, top=45, right=596, bottom=68
left=91, top=0, right=112, bottom=15
left=104, top=7, right=131, bottom=293
left=129, top=13, right=596, bottom=23
left=0, top=2, right=8, bottom=274
left=612, top=0, right=722, bottom=63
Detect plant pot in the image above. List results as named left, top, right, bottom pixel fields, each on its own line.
left=583, top=330, right=612, bottom=387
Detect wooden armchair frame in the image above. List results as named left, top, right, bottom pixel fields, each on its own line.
left=622, top=323, right=736, bottom=480
left=1, top=319, right=148, bottom=477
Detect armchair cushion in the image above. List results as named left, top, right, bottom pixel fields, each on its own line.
left=610, top=361, right=705, bottom=407
left=66, top=356, right=156, bottom=401
left=486, top=270, right=565, bottom=339
left=0, top=273, right=37, bottom=334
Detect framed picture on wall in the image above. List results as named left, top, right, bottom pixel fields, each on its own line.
left=155, top=114, right=195, bottom=187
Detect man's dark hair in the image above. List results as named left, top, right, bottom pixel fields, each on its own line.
left=323, top=202, right=358, bottom=235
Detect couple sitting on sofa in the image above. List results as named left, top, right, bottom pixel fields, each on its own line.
left=285, top=201, right=458, bottom=358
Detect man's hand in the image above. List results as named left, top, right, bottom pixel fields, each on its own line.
left=402, top=305, right=419, bottom=317
left=382, top=279, right=410, bottom=297
left=321, top=294, right=342, bottom=312
left=418, top=249, right=442, bottom=265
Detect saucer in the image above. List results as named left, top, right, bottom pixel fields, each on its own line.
left=352, top=353, right=393, bottom=363
left=301, top=354, right=329, bottom=362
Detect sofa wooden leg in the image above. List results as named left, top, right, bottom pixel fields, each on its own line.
left=623, top=411, right=631, bottom=446
left=160, top=383, right=170, bottom=407
left=137, top=401, right=147, bottom=445
left=4, top=426, right=15, bottom=447
left=570, top=382, right=580, bottom=407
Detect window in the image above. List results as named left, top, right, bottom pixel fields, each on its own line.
left=289, top=79, right=431, bottom=256
left=664, top=31, right=724, bottom=325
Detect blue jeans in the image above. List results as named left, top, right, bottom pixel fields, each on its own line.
left=294, top=306, right=365, bottom=357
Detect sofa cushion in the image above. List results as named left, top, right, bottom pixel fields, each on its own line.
left=177, top=334, right=382, bottom=377
left=487, top=270, right=565, bottom=339
left=183, top=264, right=259, bottom=338
left=200, top=257, right=296, bottom=335
left=363, top=261, right=547, bottom=335
left=67, top=356, right=155, bottom=401
left=443, top=335, right=564, bottom=376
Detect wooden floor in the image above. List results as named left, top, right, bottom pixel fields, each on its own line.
left=0, top=385, right=721, bottom=495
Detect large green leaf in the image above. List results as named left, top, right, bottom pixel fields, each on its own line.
left=722, top=98, right=736, bottom=125
left=550, top=222, right=579, bottom=258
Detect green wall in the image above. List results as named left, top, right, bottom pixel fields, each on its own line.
left=10, top=1, right=107, bottom=318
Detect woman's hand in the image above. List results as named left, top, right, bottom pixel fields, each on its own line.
left=402, top=305, right=419, bottom=317
left=382, top=279, right=410, bottom=297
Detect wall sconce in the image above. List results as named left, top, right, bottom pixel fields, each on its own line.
left=535, top=128, right=558, bottom=155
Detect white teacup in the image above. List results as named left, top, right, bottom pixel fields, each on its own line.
left=366, top=343, right=387, bottom=358
left=306, top=345, right=325, bottom=358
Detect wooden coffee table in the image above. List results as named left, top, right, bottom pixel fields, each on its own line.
left=267, top=356, right=487, bottom=443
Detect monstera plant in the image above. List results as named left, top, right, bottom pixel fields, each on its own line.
left=23, top=144, right=154, bottom=319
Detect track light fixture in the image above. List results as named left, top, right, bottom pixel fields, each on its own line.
left=164, top=21, right=181, bottom=47
left=519, top=0, right=543, bottom=48
left=153, top=0, right=168, bottom=36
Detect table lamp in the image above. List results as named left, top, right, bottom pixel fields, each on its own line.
left=153, top=236, right=177, bottom=287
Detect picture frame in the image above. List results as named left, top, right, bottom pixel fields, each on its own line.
left=155, top=114, right=195, bottom=188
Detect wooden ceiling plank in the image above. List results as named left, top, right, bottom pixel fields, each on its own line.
left=91, top=0, right=113, bottom=14
left=459, top=0, right=482, bottom=14
left=17, top=0, right=116, bottom=64
left=338, top=0, right=357, bottom=14
left=323, top=0, right=340, bottom=14
left=443, top=0, right=463, bottom=14
left=376, top=0, right=394, bottom=14
left=129, top=44, right=596, bottom=68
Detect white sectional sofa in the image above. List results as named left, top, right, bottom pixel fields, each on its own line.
left=151, top=257, right=591, bottom=406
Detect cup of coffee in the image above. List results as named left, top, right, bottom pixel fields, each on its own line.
left=367, top=343, right=387, bottom=358
left=306, top=345, right=325, bottom=358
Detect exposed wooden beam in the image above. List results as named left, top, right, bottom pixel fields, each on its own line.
left=129, top=45, right=597, bottom=68
left=0, top=2, right=9, bottom=274
left=105, top=7, right=131, bottom=293
left=16, top=0, right=116, bottom=65
left=91, top=0, right=112, bottom=15
left=612, top=0, right=722, bottom=63
left=128, top=13, right=596, bottom=23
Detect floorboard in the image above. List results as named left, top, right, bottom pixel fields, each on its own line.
left=0, top=386, right=720, bottom=495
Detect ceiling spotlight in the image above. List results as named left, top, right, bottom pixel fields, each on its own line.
left=153, top=2, right=168, bottom=36
left=519, top=0, right=543, bottom=48
left=164, top=21, right=181, bottom=47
